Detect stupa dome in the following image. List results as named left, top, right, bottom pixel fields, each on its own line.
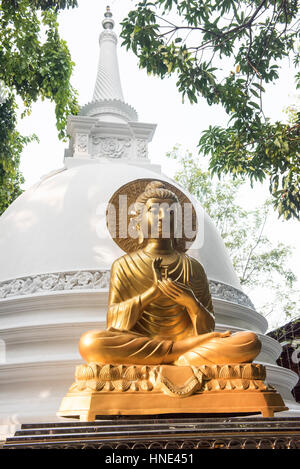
left=0, top=162, right=241, bottom=290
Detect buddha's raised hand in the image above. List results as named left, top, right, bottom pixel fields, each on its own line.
left=152, top=257, right=163, bottom=285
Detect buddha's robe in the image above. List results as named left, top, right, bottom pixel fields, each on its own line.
left=79, top=250, right=261, bottom=365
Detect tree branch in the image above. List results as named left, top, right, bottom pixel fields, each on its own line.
left=240, top=209, right=268, bottom=283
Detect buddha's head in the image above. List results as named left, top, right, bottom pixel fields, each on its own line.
left=107, top=178, right=197, bottom=253
left=133, top=181, right=181, bottom=245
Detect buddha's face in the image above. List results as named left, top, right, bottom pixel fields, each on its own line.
left=140, top=197, right=177, bottom=240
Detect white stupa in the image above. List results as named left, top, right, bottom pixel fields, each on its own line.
left=0, top=7, right=299, bottom=439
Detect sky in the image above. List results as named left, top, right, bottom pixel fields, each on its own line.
left=17, top=0, right=299, bottom=328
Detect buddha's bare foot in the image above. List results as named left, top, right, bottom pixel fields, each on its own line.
left=197, top=330, right=231, bottom=341
left=219, top=330, right=231, bottom=338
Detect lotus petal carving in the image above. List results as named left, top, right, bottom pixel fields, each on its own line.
left=123, top=365, right=142, bottom=381
left=75, top=364, right=95, bottom=381
left=99, top=364, right=121, bottom=381
left=114, top=380, right=131, bottom=392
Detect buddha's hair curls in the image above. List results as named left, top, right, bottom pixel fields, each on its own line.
left=135, top=181, right=179, bottom=209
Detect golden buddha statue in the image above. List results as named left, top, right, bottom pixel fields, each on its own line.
left=58, top=179, right=287, bottom=420
left=79, top=180, right=261, bottom=367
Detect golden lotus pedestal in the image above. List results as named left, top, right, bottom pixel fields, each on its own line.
left=57, top=362, right=287, bottom=422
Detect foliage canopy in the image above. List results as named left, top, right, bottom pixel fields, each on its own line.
left=0, top=0, right=79, bottom=215
left=0, top=0, right=79, bottom=137
left=168, top=146, right=299, bottom=328
left=121, top=0, right=300, bottom=220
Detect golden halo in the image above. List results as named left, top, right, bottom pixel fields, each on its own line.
left=106, top=178, right=197, bottom=253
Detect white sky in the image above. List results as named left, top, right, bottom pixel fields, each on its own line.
left=17, top=0, right=299, bottom=328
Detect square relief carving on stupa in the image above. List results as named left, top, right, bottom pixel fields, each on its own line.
left=91, top=136, right=132, bottom=159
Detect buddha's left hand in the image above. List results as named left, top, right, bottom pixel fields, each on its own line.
left=157, top=278, right=198, bottom=310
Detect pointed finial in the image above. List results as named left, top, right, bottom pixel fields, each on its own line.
left=105, top=5, right=112, bottom=17
left=102, top=5, right=114, bottom=30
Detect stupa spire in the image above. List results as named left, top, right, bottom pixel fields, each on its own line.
left=92, top=6, right=124, bottom=102
left=64, top=6, right=156, bottom=165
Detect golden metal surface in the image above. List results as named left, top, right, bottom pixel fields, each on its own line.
left=58, top=391, right=287, bottom=421
left=58, top=180, right=285, bottom=420
left=80, top=180, right=261, bottom=366
left=70, top=362, right=269, bottom=396
left=57, top=363, right=287, bottom=420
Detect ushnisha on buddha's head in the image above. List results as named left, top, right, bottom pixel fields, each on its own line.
left=131, top=181, right=182, bottom=250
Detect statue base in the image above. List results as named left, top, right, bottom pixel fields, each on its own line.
left=57, top=363, right=287, bottom=421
